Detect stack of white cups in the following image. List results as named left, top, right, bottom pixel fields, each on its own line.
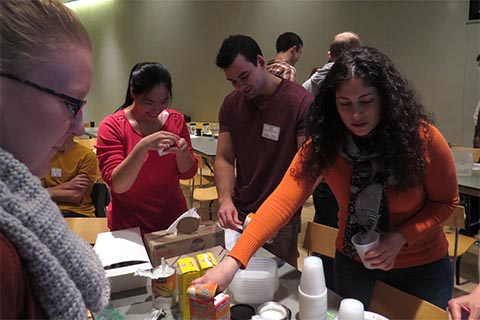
left=298, top=256, right=328, bottom=320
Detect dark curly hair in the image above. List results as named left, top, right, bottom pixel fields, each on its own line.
left=302, top=46, right=433, bottom=190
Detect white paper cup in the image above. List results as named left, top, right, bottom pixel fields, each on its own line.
left=298, top=286, right=327, bottom=319
left=189, top=123, right=197, bottom=135
left=337, top=298, right=365, bottom=320
left=299, top=256, right=326, bottom=296
left=351, top=231, right=379, bottom=269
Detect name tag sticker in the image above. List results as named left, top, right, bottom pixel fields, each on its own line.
left=51, top=168, right=62, bottom=177
left=157, top=149, right=170, bottom=157
left=262, top=124, right=280, bottom=141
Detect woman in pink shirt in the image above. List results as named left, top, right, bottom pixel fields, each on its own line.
left=96, top=62, right=197, bottom=235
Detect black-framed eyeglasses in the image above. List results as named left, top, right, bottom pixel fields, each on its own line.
left=0, top=72, right=86, bottom=118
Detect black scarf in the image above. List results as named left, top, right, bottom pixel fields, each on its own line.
left=341, top=135, right=390, bottom=258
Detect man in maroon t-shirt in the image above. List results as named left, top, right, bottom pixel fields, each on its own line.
left=214, top=34, right=312, bottom=267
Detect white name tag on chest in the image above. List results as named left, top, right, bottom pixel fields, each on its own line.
left=51, top=168, right=62, bottom=177
left=262, top=123, right=280, bottom=141
left=157, top=149, right=169, bottom=157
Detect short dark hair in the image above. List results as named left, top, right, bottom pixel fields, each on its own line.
left=216, top=35, right=262, bottom=69
left=276, top=32, right=303, bottom=53
left=118, top=62, right=172, bottom=110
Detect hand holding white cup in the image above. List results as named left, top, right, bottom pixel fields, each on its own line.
left=351, top=231, right=380, bottom=269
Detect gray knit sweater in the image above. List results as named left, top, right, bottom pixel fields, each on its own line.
left=0, top=148, right=110, bottom=319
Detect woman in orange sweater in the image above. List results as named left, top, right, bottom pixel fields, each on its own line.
left=194, top=46, right=458, bottom=308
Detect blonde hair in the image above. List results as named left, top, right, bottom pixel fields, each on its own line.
left=0, top=0, right=91, bottom=74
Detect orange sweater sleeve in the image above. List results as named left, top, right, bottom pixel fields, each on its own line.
left=396, top=125, right=458, bottom=247
left=228, top=146, right=317, bottom=268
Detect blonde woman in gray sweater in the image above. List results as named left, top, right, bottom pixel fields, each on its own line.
left=0, top=0, right=110, bottom=318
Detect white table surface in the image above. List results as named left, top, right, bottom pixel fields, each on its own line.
left=190, top=135, right=218, bottom=157
left=84, top=127, right=98, bottom=138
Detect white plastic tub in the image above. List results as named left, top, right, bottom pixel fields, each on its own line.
left=228, top=257, right=279, bottom=304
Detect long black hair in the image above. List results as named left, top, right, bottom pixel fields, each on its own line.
left=302, top=46, right=432, bottom=190
left=117, top=62, right=172, bottom=111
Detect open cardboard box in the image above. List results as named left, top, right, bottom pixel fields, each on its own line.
left=93, top=227, right=152, bottom=293
left=165, top=245, right=226, bottom=266
left=144, top=221, right=225, bottom=267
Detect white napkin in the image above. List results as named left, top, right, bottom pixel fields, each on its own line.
left=224, top=228, right=242, bottom=251
left=165, top=208, right=200, bottom=234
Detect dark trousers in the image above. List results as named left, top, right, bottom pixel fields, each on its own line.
left=312, top=183, right=339, bottom=290
left=334, top=251, right=453, bottom=309
left=62, top=211, right=87, bottom=218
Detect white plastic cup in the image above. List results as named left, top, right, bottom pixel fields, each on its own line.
left=203, top=123, right=210, bottom=134
left=351, top=231, right=379, bottom=269
left=189, top=123, right=197, bottom=135
left=210, top=123, right=219, bottom=136
left=337, top=298, right=365, bottom=320
left=298, top=286, right=327, bottom=320
left=299, top=256, right=326, bottom=296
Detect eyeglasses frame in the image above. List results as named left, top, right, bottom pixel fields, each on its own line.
left=0, top=72, right=86, bottom=118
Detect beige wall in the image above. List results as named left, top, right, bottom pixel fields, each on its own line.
left=69, top=0, right=479, bottom=146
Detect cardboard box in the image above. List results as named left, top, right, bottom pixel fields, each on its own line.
left=163, top=246, right=226, bottom=320
left=164, top=245, right=226, bottom=266
left=177, top=257, right=201, bottom=320
left=144, top=222, right=225, bottom=267
left=196, top=252, right=217, bottom=276
left=189, top=290, right=230, bottom=320
left=93, top=227, right=152, bottom=293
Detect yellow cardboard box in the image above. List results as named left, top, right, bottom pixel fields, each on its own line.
left=177, top=257, right=200, bottom=320
left=196, top=252, right=217, bottom=276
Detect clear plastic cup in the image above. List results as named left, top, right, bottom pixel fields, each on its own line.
left=452, top=149, right=473, bottom=177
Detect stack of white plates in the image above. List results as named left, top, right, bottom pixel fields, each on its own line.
left=228, top=257, right=279, bottom=304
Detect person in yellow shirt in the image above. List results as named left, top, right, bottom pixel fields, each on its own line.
left=42, top=134, right=99, bottom=217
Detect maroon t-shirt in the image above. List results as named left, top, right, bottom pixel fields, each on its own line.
left=219, top=79, right=312, bottom=214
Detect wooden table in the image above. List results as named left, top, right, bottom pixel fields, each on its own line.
left=65, top=217, right=109, bottom=244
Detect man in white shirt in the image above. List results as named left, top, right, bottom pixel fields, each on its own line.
left=303, top=32, right=361, bottom=97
